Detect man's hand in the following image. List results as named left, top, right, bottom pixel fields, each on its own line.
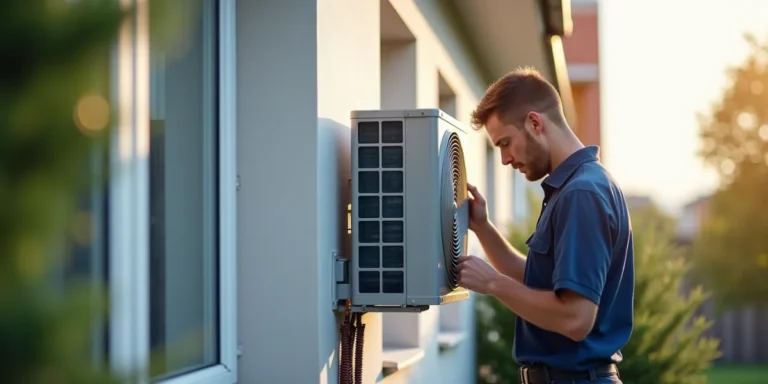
left=460, top=254, right=599, bottom=341
left=457, top=255, right=501, bottom=295
left=463, top=183, right=528, bottom=282
left=467, top=183, right=489, bottom=233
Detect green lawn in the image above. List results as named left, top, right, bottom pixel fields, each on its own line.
left=706, top=364, right=768, bottom=384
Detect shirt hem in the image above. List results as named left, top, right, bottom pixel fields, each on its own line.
left=554, top=278, right=601, bottom=304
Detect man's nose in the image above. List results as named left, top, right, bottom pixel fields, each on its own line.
left=501, top=154, right=513, bottom=166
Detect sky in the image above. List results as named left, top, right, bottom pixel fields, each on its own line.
left=600, top=0, right=768, bottom=215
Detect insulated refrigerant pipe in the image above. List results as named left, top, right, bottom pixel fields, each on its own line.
left=354, top=312, right=365, bottom=383
left=339, top=302, right=365, bottom=384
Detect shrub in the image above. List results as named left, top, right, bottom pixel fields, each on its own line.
left=475, top=195, right=721, bottom=384
left=1, top=1, right=124, bottom=382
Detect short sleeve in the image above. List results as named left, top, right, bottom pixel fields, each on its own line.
left=551, top=189, right=614, bottom=305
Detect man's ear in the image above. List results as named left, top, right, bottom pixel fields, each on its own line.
left=527, top=111, right=543, bottom=135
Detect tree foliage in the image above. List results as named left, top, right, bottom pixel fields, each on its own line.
left=1, top=1, right=124, bottom=382
left=693, top=33, right=768, bottom=308
left=619, top=205, right=720, bottom=384
left=475, top=193, right=720, bottom=384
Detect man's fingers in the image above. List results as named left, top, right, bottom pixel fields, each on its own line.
left=467, top=183, right=485, bottom=203
left=457, top=255, right=476, bottom=274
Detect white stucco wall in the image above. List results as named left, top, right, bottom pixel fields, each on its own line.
left=235, top=1, right=519, bottom=383
left=236, top=1, right=321, bottom=382
left=317, top=1, right=384, bottom=383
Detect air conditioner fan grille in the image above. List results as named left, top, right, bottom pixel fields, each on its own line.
left=440, top=131, right=468, bottom=289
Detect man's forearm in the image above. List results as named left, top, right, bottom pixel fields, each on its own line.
left=487, top=274, right=585, bottom=341
left=474, top=221, right=526, bottom=282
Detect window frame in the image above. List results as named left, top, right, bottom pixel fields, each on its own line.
left=108, top=0, right=237, bottom=382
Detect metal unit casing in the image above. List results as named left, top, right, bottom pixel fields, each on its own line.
left=349, top=108, right=470, bottom=311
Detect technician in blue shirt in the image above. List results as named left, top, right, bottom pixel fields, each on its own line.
left=458, top=68, right=634, bottom=384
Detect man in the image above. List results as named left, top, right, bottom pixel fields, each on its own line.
left=457, top=67, right=634, bottom=384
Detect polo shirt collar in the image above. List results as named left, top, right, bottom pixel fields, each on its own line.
left=542, top=145, right=600, bottom=190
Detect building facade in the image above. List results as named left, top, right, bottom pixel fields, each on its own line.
left=90, top=0, right=574, bottom=383
left=511, top=0, right=601, bottom=226
left=563, top=0, right=601, bottom=149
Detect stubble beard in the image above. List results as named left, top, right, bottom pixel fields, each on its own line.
left=522, top=132, right=551, bottom=182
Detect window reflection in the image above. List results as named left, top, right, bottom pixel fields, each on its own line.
left=148, top=0, right=219, bottom=378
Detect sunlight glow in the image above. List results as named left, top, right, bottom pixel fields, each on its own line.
left=601, top=0, right=768, bottom=213
left=737, top=111, right=758, bottom=130
left=759, top=125, right=768, bottom=140
left=74, top=93, right=110, bottom=135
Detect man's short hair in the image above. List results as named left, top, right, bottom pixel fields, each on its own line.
left=470, top=67, right=565, bottom=130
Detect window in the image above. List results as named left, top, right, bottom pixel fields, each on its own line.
left=486, top=142, right=497, bottom=224
left=438, top=72, right=457, bottom=118
left=66, top=143, right=110, bottom=367
left=379, top=2, right=426, bottom=374
left=108, top=0, right=237, bottom=382
left=512, top=172, right=536, bottom=225
left=148, top=0, right=219, bottom=379
left=380, top=0, right=416, bottom=110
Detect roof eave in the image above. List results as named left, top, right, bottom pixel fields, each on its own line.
left=445, top=0, right=576, bottom=123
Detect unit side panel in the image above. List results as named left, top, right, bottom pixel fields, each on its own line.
left=404, top=116, right=442, bottom=305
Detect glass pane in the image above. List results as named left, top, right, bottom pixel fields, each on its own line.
left=148, top=0, right=219, bottom=379
left=65, top=143, right=110, bottom=366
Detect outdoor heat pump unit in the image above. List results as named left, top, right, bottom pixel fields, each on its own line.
left=333, top=108, right=471, bottom=313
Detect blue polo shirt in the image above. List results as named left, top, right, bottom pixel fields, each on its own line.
left=513, top=146, right=634, bottom=371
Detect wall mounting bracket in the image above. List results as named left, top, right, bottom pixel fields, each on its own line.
left=332, top=252, right=429, bottom=313
left=331, top=251, right=351, bottom=310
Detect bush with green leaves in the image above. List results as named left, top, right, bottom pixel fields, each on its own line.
left=1, top=1, right=123, bottom=382
left=475, top=192, right=721, bottom=384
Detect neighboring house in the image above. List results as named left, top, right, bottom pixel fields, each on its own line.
left=77, top=0, right=575, bottom=383
left=563, top=0, right=602, bottom=150
left=624, top=194, right=653, bottom=211
left=676, top=195, right=712, bottom=244
left=512, top=0, right=602, bottom=227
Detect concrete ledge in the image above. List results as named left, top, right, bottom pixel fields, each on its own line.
left=437, top=330, right=467, bottom=351
left=382, top=346, right=425, bottom=376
